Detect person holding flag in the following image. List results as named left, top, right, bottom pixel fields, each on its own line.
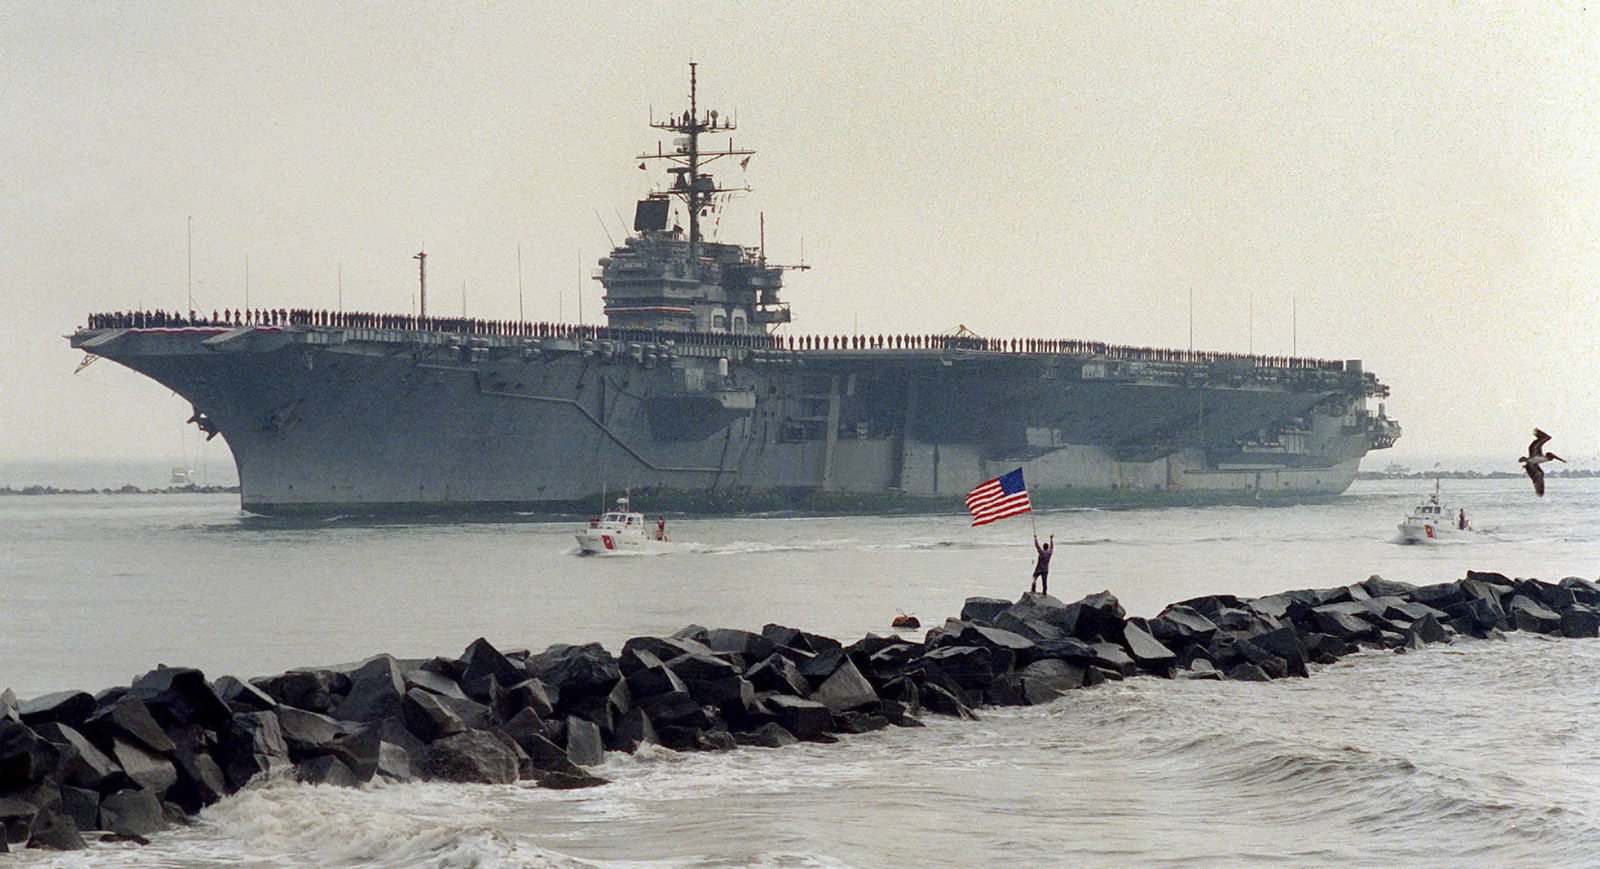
left=966, top=467, right=1052, bottom=593
left=1031, top=533, right=1054, bottom=595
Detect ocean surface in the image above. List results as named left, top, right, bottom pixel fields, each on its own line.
left=4, top=476, right=1600, bottom=867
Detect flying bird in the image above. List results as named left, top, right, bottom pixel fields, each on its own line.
left=1519, top=428, right=1565, bottom=496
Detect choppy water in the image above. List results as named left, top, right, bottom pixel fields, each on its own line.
left=4, top=477, right=1600, bottom=866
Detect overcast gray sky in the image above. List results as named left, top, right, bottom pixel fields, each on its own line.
left=4, top=2, right=1597, bottom=474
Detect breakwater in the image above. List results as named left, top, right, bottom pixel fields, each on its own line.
left=3, top=569, right=1597, bottom=853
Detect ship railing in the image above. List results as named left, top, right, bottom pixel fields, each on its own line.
left=81, top=308, right=1370, bottom=379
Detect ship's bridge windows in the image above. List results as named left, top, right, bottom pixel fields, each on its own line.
left=712, top=313, right=728, bottom=330
left=732, top=312, right=747, bottom=333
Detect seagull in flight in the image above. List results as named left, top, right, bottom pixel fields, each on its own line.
left=1520, top=428, right=1565, bottom=496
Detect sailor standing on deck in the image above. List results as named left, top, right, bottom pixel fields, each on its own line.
left=1032, top=534, right=1055, bottom=595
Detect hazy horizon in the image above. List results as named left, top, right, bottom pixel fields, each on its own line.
left=6, top=3, right=1597, bottom=471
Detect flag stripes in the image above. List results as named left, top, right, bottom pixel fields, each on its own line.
left=965, top=467, right=1032, bottom=526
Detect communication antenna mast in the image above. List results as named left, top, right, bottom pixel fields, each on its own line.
left=414, top=249, right=427, bottom=319
left=641, top=62, right=752, bottom=277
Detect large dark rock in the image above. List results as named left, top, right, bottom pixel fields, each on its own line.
left=1561, top=604, right=1600, bottom=638
left=918, top=682, right=978, bottom=719
left=1310, top=604, right=1382, bottom=640
left=403, top=668, right=471, bottom=702
left=1405, top=613, right=1452, bottom=645
left=84, top=694, right=176, bottom=755
left=705, top=628, right=778, bottom=663
left=625, top=659, right=689, bottom=699
left=735, top=722, right=799, bottom=748
left=251, top=670, right=341, bottom=714
left=1149, top=605, right=1219, bottom=646
left=915, top=646, right=996, bottom=691
left=761, top=624, right=842, bottom=655
left=610, top=707, right=658, bottom=753
left=1509, top=595, right=1563, bottom=634
left=1, top=719, right=47, bottom=785
left=1121, top=620, right=1177, bottom=671
left=129, top=666, right=231, bottom=731
left=110, top=738, right=177, bottom=797
left=525, top=644, right=622, bottom=708
left=683, top=676, right=754, bottom=718
left=25, top=806, right=85, bottom=851
left=764, top=695, right=834, bottom=739
left=1225, top=662, right=1272, bottom=681
left=1002, top=593, right=1082, bottom=635
left=19, top=691, right=96, bottom=729
left=636, top=691, right=713, bottom=730
left=329, top=719, right=420, bottom=784
left=0, top=795, right=36, bottom=846
left=507, top=679, right=556, bottom=719
left=423, top=730, right=520, bottom=784
left=926, top=623, right=1027, bottom=674
left=663, top=649, right=739, bottom=684
left=1513, top=579, right=1575, bottom=612
left=1559, top=577, right=1600, bottom=606
left=1073, top=591, right=1127, bottom=641
left=1411, top=581, right=1471, bottom=609
left=212, top=676, right=279, bottom=713
left=1248, top=627, right=1310, bottom=678
left=460, top=637, right=528, bottom=696
left=99, top=787, right=168, bottom=837
left=809, top=660, right=879, bottom=713
left=331, top=656, right=408, bottom=724
left=991, top=611, right=1065, bottom=642
left=959, top=597, right=1014, bottom=625
left=1378, top=599, right=1450, bottom=625
left=1359, top=575, right=1419, bottom=599
left=1087, top=643, right=1138, bottom=678
left=1031, top=636, right=1099, bottom=664
left=30, top=723, right=122, bottom=792
left=1444, top=597, right=1504, bottom=636
left=621, top=636, right=715, bottom=669
left=1017, top=659, right=1084, bottom=704
left=564, top=716, right=604, bottom=767
left=400, top=689, right=467, bottom=743
left=296, top=755, right=362, bottom=787
left=746, top=654, right=809, bottom=697
left=277, top=706, right=346, bottom=759
left=795, top=647, right=850, bottom=684
left=1462, top=576, right=1511, bottom=618
left=494, top=709, right=582, bottom=777
left=216, top=711, right=290, bottom=791
left=864, top=638, right=923, bottom=676
left=167, top=732, right=228, bottom=813
left=58, top=785, right=98, bottom=834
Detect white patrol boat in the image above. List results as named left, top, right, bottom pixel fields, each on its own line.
left=1397, top=480, right=1472, bottom=544
left=575, top=497, right=673, bottom=555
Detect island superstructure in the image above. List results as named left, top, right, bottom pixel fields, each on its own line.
left=69, top=65, right=1400, bottom=516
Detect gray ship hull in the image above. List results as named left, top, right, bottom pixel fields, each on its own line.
left=70, top=322, right=1397, bottom=516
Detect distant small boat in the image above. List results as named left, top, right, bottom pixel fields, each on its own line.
left=575, top=497, right=674, bottom=555
left=170, top=467, right=194, bottom=486
left=1396, top=480, right=1471, bottom=544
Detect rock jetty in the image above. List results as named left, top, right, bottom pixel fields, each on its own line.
left=4, top=569, right=1598, bottom=852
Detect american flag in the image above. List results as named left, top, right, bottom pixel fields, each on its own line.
left=965, top=468, right=1032, bottom=526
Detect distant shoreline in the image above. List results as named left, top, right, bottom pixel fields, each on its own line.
left=1354, top=470, right=1600, bottom=481
left=0, top=484, right=240, bottom=496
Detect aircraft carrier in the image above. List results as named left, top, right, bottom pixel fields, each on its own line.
left=69, top=66, right=1400, bottom=517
